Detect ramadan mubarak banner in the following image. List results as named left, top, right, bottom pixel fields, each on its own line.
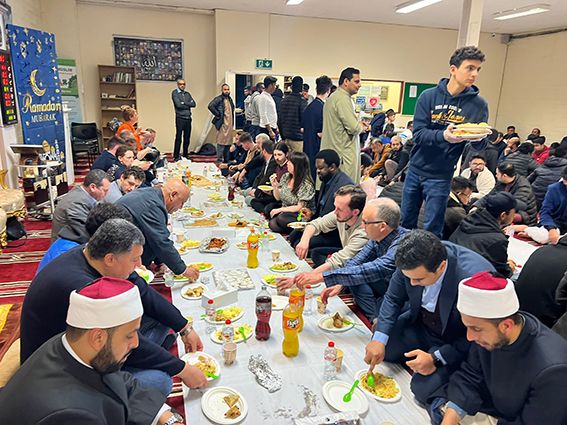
left=7, top=24, right=65, bottom=161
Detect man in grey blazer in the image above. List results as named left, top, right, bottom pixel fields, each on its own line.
left=51, top=169, right=110, bottom=243
left=172, top=79, right=196, bottom=161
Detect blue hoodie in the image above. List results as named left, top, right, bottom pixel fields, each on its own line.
left=409, top=78, right=489, bottom=179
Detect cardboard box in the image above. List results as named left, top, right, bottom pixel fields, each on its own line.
left=201, top=288, right=238, bottom=308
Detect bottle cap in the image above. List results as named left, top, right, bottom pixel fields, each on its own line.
left=328, top=341, right=335, bottom=347
left=225, top=319, right=232, bottom=325
left=208, top=299, right=214, bottom=304
left=306, top=285, right=312, bottom=289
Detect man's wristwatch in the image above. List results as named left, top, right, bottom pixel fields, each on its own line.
left=431, top=351, right=444, bottom=368
left=164, top=409, right=183, bottom=425
left=179, top=317, right=193, bottom=337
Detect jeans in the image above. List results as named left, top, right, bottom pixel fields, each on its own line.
left=217, top=145, right=231, bottom=163
left=401, top=169, right=452, bottom=238
left=124, top=367, right=173, bottom=398
left=123, top=315, right=173, bottom=397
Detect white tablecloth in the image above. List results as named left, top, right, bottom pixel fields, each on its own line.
left=165, top=163, right=430, bottom=424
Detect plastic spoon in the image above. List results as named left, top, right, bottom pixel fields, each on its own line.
left=205, top=371, right=219, bottom=380
left=342, top=379, right=359, bottom=403
left=342, top=319, right=364, bottom=327
left=366, top=371, right=376, bottom=389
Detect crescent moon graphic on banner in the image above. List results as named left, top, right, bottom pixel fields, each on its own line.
left=30, top=69, right=46, bottom=97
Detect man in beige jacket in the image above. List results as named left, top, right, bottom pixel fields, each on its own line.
left=321, top=67, right=368, bottom=182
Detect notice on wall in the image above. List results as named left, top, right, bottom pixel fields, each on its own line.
left=57, top=58, right=83, bottom=125
left=113, top=36, right=183, bottom=81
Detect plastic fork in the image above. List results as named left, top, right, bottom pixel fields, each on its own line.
left=296, top=210, right=303, bottom=222
left=239, top=326, right=248, bottom=343
left=342, top=379, right=359, bottom=403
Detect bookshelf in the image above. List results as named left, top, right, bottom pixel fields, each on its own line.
left=98, top=65, right=137, bottom=142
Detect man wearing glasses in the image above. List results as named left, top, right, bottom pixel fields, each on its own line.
left=299, top=197, right=408, bottom=320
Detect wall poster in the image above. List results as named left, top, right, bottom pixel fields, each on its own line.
left=113, top=36, right=183, bottom=81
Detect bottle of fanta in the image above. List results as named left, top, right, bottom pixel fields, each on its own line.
left=289, top=286, right=305, bottom=332
left=282, top=302, right=300, bottom=357
left=247, top=227, right=259, bottom=268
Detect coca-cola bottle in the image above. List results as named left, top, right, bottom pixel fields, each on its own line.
left=255, top=285, right=272, bottom=340
left=227, top=178, right=235, bottom=201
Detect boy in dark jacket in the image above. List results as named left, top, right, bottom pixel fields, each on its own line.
left=528, top=145, right=567, bottom=208
left=450, top=192, right=517, bottom=277
left=401, top=46, right=488, bottom=238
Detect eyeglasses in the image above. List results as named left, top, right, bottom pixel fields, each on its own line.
left=362, top=220, right=386, bottom=226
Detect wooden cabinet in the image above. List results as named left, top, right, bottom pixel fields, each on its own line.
left=98, top=65, right=137, bottom=143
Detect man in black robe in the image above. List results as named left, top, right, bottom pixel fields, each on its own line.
left=0, top=277, right=184, bottom=425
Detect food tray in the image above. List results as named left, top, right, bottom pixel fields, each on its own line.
left=213, top=268, right=255, bottom=290
left=200, top=237, right=230, bottom=254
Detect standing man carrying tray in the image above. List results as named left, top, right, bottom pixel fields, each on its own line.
left=401, top=46, right=489, bottom=238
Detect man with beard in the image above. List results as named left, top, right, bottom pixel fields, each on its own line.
left=433, top=272, right=567, bottom=425
left=0, top=277, right=184, bottom=425
left=460, top=155, right=495, bottom=201
left=279, top=185, right=367, bottom=274
left=208, top=84, right=235, bottom=162
left=321, top=67, right=368, bottom=182
left=21, top=219, right=207, bottom=398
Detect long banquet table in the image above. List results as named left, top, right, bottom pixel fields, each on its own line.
left=164, top=162, right=431, bottom=424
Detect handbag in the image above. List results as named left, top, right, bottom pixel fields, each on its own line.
left=6, top=217, right=26, bottom=241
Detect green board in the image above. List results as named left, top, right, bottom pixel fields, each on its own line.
left=402, top=82, right=436, bottom=116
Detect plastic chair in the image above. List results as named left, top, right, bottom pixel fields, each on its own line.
left=71, top=122, right=101, bottom=167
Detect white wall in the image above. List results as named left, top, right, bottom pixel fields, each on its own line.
left=496, top=31, right=567, bottom=142
left=215, top=10, right=508, bottom=127
left=6, top=0, right=42, bottom=29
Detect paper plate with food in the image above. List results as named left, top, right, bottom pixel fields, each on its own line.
left=200, top=237, right=230, bottom=254
left=271, top=295, right=289, bottom=311
left=210, top=324, right=253, bottom=344
left=209, top=212, right=224, bottom=219
left=228, top=219, right=249, bottom=228
left=190, top=175, right=212, bottom=187
left=172, top=274, right=190, bottom=283
left=257, top=185, right=273, bottom=192
left=135, top=267, right=154, bottom=284
left=189, top=262, right=214, bottom=272
left=322, top=380, right=369, bottom=416
left=287, top=221, right=308, bottom=230
left=178, top=239, right=201, bottom=253
left=201, top=387, right=248, bottom=424
left=235, top=241, right=248, bottom=250
left=452, top=122, right=492, bottom=139
left=182, top=351, right=220, bottom=382
left=318, top=312, right=355, bottom=333
left=181, top=283, right=207, bottom=300
left=261, top=274, right=284, bottom=288
left=355, top=369, right=402, bottom=403
left=208, top=193, right=225, bottom=202
left=182, top=206, right=203, bottom=214
left=205, top=306, right=244, bottom=324
left=269, top=262, right=299, bottom=273
left=185, top=218, right=219, bottom=228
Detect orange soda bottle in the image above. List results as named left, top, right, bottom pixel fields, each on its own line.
left=247, top=227, right=259, bottom=268
left=282, top=302, right=300, bottom=357
left=289, top=286, right=305, bottom=332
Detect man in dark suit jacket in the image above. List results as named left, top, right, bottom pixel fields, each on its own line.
left=365, top=230, right=494, bottom=406
left=117, top=179, right=199, bottom=281
left=248, top=139, right=277, bottom=213
left=172, top=79, right=196, bottom=161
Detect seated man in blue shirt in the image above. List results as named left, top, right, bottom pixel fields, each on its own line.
left=364, top=230, right=494, bottom=408
left=37, top=203, right=132, bottom=273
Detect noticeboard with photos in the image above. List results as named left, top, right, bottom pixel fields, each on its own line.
left=113, top=36, right=183, bottom=81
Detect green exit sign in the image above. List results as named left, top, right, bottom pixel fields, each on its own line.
left=255, top=59, right=273, bottom=69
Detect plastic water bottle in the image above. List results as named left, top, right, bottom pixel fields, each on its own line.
left=261, top=231, right=271, bottom=254
left=304, top=285, right=314, bottom=316
left=324, top=341, right=337, bottom=380
left=221, top=319, right=234, bottom=343
left=205, top=299, right=216, bottom=334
